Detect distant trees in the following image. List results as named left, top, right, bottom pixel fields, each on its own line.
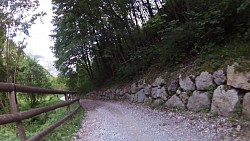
left=0, top=0, right=48, bottom=113
left=17, top=56, right=52, bottom=107
left=0, top=0, right=45, bottom=82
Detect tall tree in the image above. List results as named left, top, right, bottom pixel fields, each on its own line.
left=18, top=56, right=52, bottom=107
left=51, top=0, right=165, bottom=90
left=1, top=0, right=45, bottom=82
left=0, top=0, right=45, bottom=113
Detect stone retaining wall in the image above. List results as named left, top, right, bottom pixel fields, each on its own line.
left=86, top=63, right=250, bottom=120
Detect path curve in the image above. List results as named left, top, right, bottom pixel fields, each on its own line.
left=72, top=99, right=246, bottom=141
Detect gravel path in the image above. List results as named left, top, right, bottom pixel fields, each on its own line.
left=72, top=99, right=249, bottom=141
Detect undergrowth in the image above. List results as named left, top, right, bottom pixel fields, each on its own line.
left=0, top=95, right=84, bottom=141
left=195, top=42, right=250, bottom=73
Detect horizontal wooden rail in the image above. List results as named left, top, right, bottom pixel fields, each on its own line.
left=0, top=82, right=81, bottom=141
left=0, top=82, right=77, bottom=94
left=0, top=99, right=80, bottom=125
left=0, top=82, right=14, bottom=92
left=27, top=105, right=81, bottom=141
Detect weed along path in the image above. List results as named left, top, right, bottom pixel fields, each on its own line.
left=72, top=99, right=246, bottom=141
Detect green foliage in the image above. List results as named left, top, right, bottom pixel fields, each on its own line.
left=186, top=90, right=194, bottom=96
left=0, top=96, right=84, bottom=141
left=49, top=76, right=67, bottom=90
left=150, top=102, right=164, bottom=110
left=195, top=42, right=250, bottom=72
left=0, top=0, right=45, bottom=113
left=200, top=108, right=210, bottom=113
left=229, top=102, right=242, bottom=121
left=33, top=103, right=84, bottom=141
left=235, top=61, right=250, bottom=72
left=150, top=104, right=163, bottom=110
left=51, top=0, right=250, bottom=93
left=208, top=84, right=217, bottom=96
left=18, top=57, right=51, bottom=88
left=159, top=0, right=250, bottom=63
left=116, top=46, right=159, bottom=80
left=17, top=57, right=52, bottom=107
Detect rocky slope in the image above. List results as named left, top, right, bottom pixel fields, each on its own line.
left=87, top=63, right=250, bottom=120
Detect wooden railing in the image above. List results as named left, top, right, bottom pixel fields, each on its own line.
left=0, top=82, right=81, bottom=141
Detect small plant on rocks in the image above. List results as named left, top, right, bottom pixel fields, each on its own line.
left=200, top=108, right=210, bottom=113
left=208, top=84, right=216, bottom=96
left=187, top=90, right=194, bottom=96
left=229, top=103, right=242, bottom=121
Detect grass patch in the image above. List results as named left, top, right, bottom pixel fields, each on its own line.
left=42, top=103, right=84, bottom=141
left=150, top=104, right=163, bottom=110
left=0, top=96, right=84, bottom=141
left=208, top=84, right=217, bottom=96
left=195, top=42, right=250, bottom=73
left=0, top=123, right=19, bottom=141
left=200, top=108, right=210, bottom=113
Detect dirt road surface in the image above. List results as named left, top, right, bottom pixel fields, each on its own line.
left=72, top=99, right=248, bottom=141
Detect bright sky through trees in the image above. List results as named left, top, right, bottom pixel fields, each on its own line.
left=21, top=0, right=57, bottom=75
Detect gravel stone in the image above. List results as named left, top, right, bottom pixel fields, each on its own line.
left=72, top=99, right=246, bottom=141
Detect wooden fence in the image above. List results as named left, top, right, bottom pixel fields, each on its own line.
left=0, top=82, right=81, bottom=141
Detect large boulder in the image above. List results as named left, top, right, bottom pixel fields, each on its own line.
left=152, top=76, right=165, bottom=86
left=187, top=91, right=211, bottom=112
left=227, top=64, right=250, bottom=90
left=151, top=86, right=167, bottom=99
left=211, top=85, right=239, bottom=117
left=243, top=92, right=250, bottom=120
left=165, top=95, right=185, bottom=110
left=195, top=72, right=213, bottom=90
left=136, top=89, right=147, bottom=103
left=179, top=76, right=195, bottom=91
left=168, top=79, right=179, bottom=95
left=213, top=70, right=226, bottom=85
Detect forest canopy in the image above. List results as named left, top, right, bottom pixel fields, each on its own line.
left=51, top=0, right=249, bottom=93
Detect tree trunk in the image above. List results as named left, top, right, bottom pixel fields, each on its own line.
left=131, top=1, right=140, bottom=33
left=5, top=37, right=9, bottom=82
left=13, top=49, right=22, bottom=83
left=145, top=0, right=154, bottom=17
left=154, top=0, right=160, bottom=11
left=0, top=98, right=8, bottom=113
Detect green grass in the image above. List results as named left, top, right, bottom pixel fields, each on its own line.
left=42, top=103, right=84, bottom=141
left=0, top=95, right=84, bottom=141
left=195, top=42, right=250, bottom=73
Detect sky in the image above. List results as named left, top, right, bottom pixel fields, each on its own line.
left=23, top=0, right=58, bottom=76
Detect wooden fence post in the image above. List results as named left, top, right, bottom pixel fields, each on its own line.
left=64, top=94, right=71, bottom=114
left=9, top=87, right=26, bottom=141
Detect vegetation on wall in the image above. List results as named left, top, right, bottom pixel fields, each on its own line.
left=0, top=96, right=84, bottom=141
